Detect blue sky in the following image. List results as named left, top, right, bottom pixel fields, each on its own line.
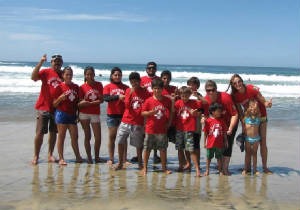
left=0, top=0, right=299, bottom=67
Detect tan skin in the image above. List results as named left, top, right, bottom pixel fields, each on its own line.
left=242, top=101, right=260, bottom=175
left=140, top=86, right=173, bottom=175
left=31, top=54, right=62, bottom=165
left=203, top=109, right=228, bottom=176
left=53, top=69, right=83, bottom=165
left=176, top=92, right=202, bottom=177
left=232, top=77, right=272, bottom=174
left=205, top=87, right=238, bottom=175
left=106, top=71, right=128, bottom=166
left=77, top=69, right=104, bottom=164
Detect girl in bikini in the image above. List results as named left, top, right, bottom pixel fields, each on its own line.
left=242, top=99, right=261, bottom=175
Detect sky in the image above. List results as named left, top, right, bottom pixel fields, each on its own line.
left=0, top=0, right=299, bottom=67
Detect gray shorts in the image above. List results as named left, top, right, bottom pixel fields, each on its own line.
left=144, top=134, right=168, bottom=151
left=116, top=122, right=144, bottom=148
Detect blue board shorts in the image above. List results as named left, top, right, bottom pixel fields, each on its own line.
left=55, top=110, right=77, bottom=124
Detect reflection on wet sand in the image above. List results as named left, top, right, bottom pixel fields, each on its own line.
left=26, top=164, right=297, bottom=210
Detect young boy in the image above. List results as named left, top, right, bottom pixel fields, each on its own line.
left=174, top=86, right=203, bottom=177
left=203, top=103, right=228, bottom=176
left=186, top=77, right=207, bottom=167
left=141, top=78, right=174, bottom=175
left=114, top=72, right=151, bottom=170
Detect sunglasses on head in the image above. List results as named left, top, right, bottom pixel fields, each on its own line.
left=206, top=88, right=216, bottom=93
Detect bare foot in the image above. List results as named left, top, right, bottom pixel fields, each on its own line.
left=48, top=155, right=56, bottom=163
left=204, top=170, right=209, bottom=176
left=254, top=171, right=260, bottom=175
left=113, top=163, right=123, bottom=170
left=75, top=157, right=84, bottom=163
left=87, top=158, right=93, bottom=164
left=106, top=160, right=114, bottom=166
left=176, top=167, right=184, bottom=172
left=263, top=168, right=273, bottom=174
left=164, top=170, right=172, bottom=175
left=242, top=170, right=250, bottom=175
left=219, top=172, right=224, bottom=176
left=138, top=163, right=144, bottom=170
left=195, top=171, right=202, bottom=177
left=30, top=157, right=38, bottom=165
left=59, top=159, right=67, bottom=166
left=95, top=158, right=106, bottom=163
left=183, top=164, right=191, bottom=171
left=140, top=169, right=147, bottom=176
left=223, top=170, right=232, bottom=176
left=125, top=161, right=132, bottom=166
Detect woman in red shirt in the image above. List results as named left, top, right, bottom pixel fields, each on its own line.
left=78, top=66, right=104, bottom=164
left=53, top=66, right=83, bottom=165
left=227, top=74, right=272, bottom=173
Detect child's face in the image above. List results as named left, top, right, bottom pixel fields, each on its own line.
left=181, top=93, right=191, bottom=102
left=161, top=75, right=171, bottom=87
left=63, top=69, right=73, bottom=83
left=85, top=70, right=95, bottom=82
left=152, top=86, right=163, bottom=97
left=130, top=79, right=140, bottom=89
left=111, top=71, right=122, bottom=83
left=212, top=108, right=222, bottom=118
left=188, top=83, right=199, bottom=91
left=249, top=102, right=258, bottom=115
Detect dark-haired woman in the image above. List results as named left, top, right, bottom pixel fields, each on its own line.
left=103, top=67, right=129, bottom=166
left=78, top=66, right=104, bottom=164
left=227, top=74, right=272, bottom=173
left=53, top=66, right=83, bottom=165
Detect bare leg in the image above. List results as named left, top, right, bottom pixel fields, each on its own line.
left=91, top=122, right=104, bottom=163
left=80, top=120, right=92, bottom=164
left=141, top=150, right=151, bottom=175
left=136, top=147, right=143, bottom=169
left=48, top=131, right=57, bottom=162
left=191, top=151, right=201, bottom=177
left=184, top=150, right=191, bottom=170
left=108, top=126, right=118, bottom=164
left=205, top=159, right=211, bottom=176
left=57, top=124, right=68, bottom=165
left=222, top=156, right=231, bottom=176
left=114, top=143, right=125, bottom=170
left=160, top=149, right=172, bottom=174
left=217, top=158, right=223, bottom=175
left=68, top=124, right=83, bottom=163
left=243, top=142, right=251, bottom=175
left=32, top=132, right=44, bottom=165
left=260, top=122, right=272, bottom=173
left=177, top=149, right=186, bottom=171
left=195, top=148, right=200, bottom=168
left=252, top=142, right=260, bottom=175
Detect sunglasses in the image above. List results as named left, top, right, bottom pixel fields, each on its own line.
left=206, top=88, right=216, bottom=93
left=147, top=66, right=156, bottom=70
left=233, top=80, right=242, bottom=85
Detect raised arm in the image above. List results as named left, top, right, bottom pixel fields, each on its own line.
left=256, top=92, right=272, bottom=108
left=31, top=54, right=47, bottom=81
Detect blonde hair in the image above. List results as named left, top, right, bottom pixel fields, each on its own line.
left=244, top=99, right=261, bottom=119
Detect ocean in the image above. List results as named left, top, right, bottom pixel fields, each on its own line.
left=0, top=61, right=299, bottom=125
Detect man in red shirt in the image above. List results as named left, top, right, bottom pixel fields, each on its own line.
left=31, top=54, right=63, bottom=165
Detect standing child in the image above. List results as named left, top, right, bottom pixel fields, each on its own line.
left=53, top=66, right=83, bottom=165
left=114, top=72, right=151, bottom=170
left=141, top=78, right=174, bottom=175
left=203, top=103, right=228, bottom=176
left=78, top=66, right=104, bottom=164
left=103, top=67, right=129, bottom=166
left=242, top=99, right=261, bottom=175
left=174, top=86, right=203, bottom=177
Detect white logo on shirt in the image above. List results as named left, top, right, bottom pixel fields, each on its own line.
left=69, top=93, right=75, bottom=102
left=181, top=110, right=189, bottom=119
left=132, top=101, right=140, bottom=109
left=154, top=110, right=163, bottom=119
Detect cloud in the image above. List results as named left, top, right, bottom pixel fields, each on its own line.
left=9, top=33, right=51, bottom=41
left=0, top=7, right=148, bottom=22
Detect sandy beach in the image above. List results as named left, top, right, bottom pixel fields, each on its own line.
left=0, top=114, right=299, bottom=210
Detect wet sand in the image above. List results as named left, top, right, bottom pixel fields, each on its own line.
left=0, top=120, right=299, bottom=210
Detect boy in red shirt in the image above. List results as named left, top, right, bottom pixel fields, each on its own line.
left=174, top=86, right=203, bottom=177
left=114, top=72, right=151, bottom=170
left=141, top=78, right=174, bottom=175
left=203, top=103, right=228, bottom=176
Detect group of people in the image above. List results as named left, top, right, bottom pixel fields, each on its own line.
left=31, top=54, right=273, bottom=176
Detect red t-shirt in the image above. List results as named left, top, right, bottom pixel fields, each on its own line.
left=203, top=117, right=227, bottom=149
left=79, top=81, right=103, bottom=115
left=175, top=99, right=203, bottom=132
left=142, top=96, right=172, bottom=134
left=162, top=85, right=177, bottom=126
left=54, top=82, right=79, bottom=115
left=233, top=84, right=267, bottom=117
left=140, top=75, right=159, bottom=95
left=204, top=92, right=237, bottom=126
left=34, top=68, right=62, bottom=112
left=103, top=82, right=129, bottom=115
left=122, top=87, right=151, bottom=126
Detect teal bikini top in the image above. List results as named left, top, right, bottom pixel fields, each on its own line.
left=245, top=117, right=261, bottom=125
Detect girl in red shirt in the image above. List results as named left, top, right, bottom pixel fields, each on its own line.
left=78, top=66, right=104, bottom=164
left=228, top=74, right=272, bottom=174
left=53, top=66, right=83, bottom=165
